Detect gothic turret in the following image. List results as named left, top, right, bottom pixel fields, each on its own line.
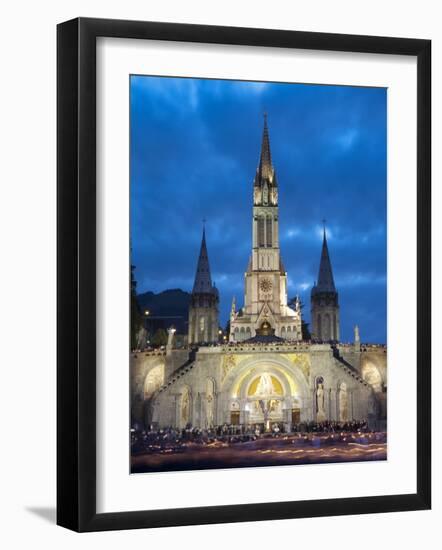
left=188, top=227, right=219, bottom=345
left=311, top=224, right=340, bottom=342
left=253, top=113, right=278, bottom=207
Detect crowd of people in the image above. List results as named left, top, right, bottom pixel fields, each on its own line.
left=293, top=419, right=369, bottom=433
left=130, top=420, right=384, bottom=455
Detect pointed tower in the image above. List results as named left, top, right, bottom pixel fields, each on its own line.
left=311, top=224, right=340, bottom=342
left=188, top=227, right=219, bottom=345
left=230, top=115, right=302, bottom=342
left=230, top=296, right=236, bottom=321
left=253, top=113, right=278, bottom=210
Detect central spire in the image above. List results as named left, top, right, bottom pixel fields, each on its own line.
left=253, top=115, right=278, bottom=209
left=259, top=113, right=272, bottom=179
left=255, top=113, right=276, bottom=188
left=230, top=114, right=303, bottom=343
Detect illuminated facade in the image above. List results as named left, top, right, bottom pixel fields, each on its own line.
left=230, top=115, right=302, bottom=342
left=131, top=341, right=386, bottom=431
left=130, top=117, right=387, bottom=432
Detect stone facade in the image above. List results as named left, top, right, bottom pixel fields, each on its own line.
left=130, top=117, right=387, bottom=432
left=131, top=341, right=387, bottom=431
left=187, top=228, right=219, bottom=345
left=230, top=116, right=302, bottom=342
left=311, top=228, right=340, bottom=342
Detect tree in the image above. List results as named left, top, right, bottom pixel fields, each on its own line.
left=130, top=263, right=144, bottom=350
left=289, top=296, right=311, bottom=341
left=152, top=328, right=168, bottom=347
left=301, top=316, right=312, bottom=341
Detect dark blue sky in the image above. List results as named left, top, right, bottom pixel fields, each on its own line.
left=130, top=76, right=387, bottom=344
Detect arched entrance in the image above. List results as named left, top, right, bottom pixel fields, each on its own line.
left=224, top=355, right=309, bottom=432
left=361, top=363, right=383, bottom=392
left=142, top=365, right=165, bottom=427
left=245, top=373, right=284, bottom=430
left=143, top=365, right=165, bottom=400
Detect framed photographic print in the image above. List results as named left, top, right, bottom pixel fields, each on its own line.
left=57, top=17, right=431, bottom=532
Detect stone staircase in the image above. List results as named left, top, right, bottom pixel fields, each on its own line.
left=332, top=347, right=369, bottom=388
left=156, top=348, right=197, bottom=395
left=152, top=345, right=369, bottom=401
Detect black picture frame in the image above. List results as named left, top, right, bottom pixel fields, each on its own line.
left=57, top=17, right=431, bottom=532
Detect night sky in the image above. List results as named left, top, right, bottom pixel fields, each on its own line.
left=130, top=76, right=387, bottom=344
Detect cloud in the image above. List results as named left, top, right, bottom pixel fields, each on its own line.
left=130, top=77, right=387, bottom=343
left=335, top=128, right=359, bottom=151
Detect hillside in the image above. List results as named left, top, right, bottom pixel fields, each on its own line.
left=137, top=289, right=190, bottom=318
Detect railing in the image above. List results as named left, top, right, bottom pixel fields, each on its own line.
left=332, top=347, right=369, bottom=387
left=131, top=350, right=167, bottom=358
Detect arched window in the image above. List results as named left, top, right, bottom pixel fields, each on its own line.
left=362, top=363, right=382, bottom=391
left=144, top=365, right=165, bottom=399
left=263, top=182, right=269, bottom=204
left=317, top=314, right=322, bottom=339
left=258, top=216, right=265, bottom=247
left=266, top=215, right=272, bottom=247
left=199, top=317, right=205, bottom=333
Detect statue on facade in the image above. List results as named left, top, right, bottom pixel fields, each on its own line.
left=258, top=399, right=272, bottom=432
left=206, top=393, right=214, bottom=428
left=182, top=391, right=190, bottom=424
left=339, top=383, right=348, bottom=421
left=316, top=382, right=326, bottom=422
left=256, top=373, right=275, bottom=396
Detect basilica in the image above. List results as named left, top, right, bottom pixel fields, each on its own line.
left=131, top=117, right=387, bottom=432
